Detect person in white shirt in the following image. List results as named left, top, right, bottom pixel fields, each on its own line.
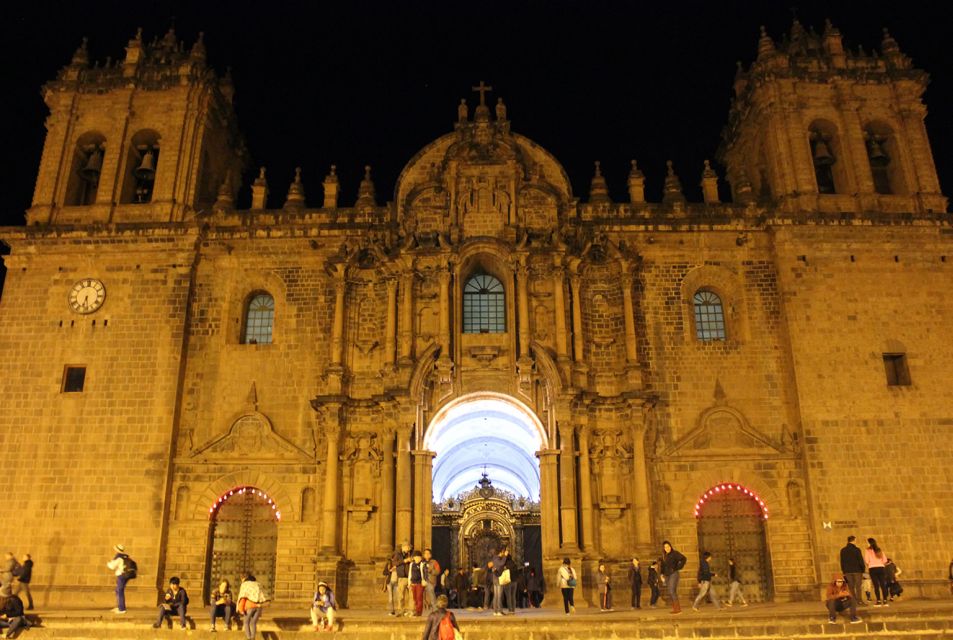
left=237, top=574, right=269, bottom=639
left=105, top=544, right=131, bottom=614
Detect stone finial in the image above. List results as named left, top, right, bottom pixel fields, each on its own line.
left=700, top=160, right=720, bottom=204
left=71, top=37, right=89, bottom=67
left=662, top=160, right=686, bottom=204
left=161, top=26, right=177, bottom=50
left=251, top=166, right=269, bottom=209
left=588, top=161, right=611, bottom=204
left=627, top=160, right=645, bottom=204
left=757, top=25, right=776, bottom=58
left=822, top=18, right=845, bottom=67
left=457, top=99, right=468, bottom=123
left=496, top=97, right=507, bottom=122
left=213, top=171, right=234, bottom=212
left=356, top=165, right=376, bottom=208
left=323, top=164, right=340, bottom=209
left=285, top=167, right=306, bottom=208
left=881, top=27, right=901, bottom=56
left=190, top=31, right=206, bottom=62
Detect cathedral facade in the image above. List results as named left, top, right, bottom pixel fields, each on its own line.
left=1, top=22, right=951, bottom=608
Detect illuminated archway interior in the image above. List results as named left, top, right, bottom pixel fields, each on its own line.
left=427, top=396, right=543, bottom=502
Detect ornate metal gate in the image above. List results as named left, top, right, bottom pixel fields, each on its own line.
left=206, top=487, right=279, bottom=602
left=696, top=487, right=772, bottom=602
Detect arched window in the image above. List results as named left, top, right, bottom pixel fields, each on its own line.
left=65, top=132, right=105, bottom=206
left=808, top=121, right=846, bottom=195
left=242, top=293, right=275, bottom=344
left=463, top=273, right=505, bottom=334
left=864, top=123, right=907, bottom=196
left=120, top=130, right=161, bottom=204
left=693, top=290, right=726, bottom=341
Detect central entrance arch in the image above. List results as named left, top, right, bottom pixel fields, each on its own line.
left=425, top=393, right=547, bottom=584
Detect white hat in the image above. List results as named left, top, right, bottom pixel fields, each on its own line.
left=114, top=544, right=125, bottom=553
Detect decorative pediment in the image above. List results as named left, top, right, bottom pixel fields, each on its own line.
left=190, top=412, right=313, bottom=462
left=667, top=405, right=782, bottom=456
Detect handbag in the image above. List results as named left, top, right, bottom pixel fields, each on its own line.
left=566, top=568, right=577, bottom=588
left=499, top=569, right=511, bottom=586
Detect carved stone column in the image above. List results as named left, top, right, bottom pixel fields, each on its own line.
left=384, top=278, right=398, bottom=369
left=569, top=274, right=588, bottom=387
left=620, top=272, right=642, bottom=386
left=632, top=409, right=653, bottom=547
left=395, top=428, right=413, bottom=545
left=438, top=267, right=452, bottom=356
left=537, top=449, right=560, bottom=557
left=378, top=430, right=396, bottom=554
left=330, top=275, right=347, bottom=366
left=412, top=449, right=436, bottom=549
left=552, top=265, right=570, bottom=371
left=320, top=406, right=343, bottom=553
left=399, top=269, right=414, bottom=365
left=558, top=425, right=579, bottom=551
left=516, top=260, right=531, bottom=358
left=577, top=426, right=597, bottom=555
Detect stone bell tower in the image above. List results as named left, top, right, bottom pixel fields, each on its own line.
left=27, top=27, right=246, bottom=226
left=719, top=20, right=947, bottom=215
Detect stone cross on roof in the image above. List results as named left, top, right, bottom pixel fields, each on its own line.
left=471, top=80, right=493, bottom=107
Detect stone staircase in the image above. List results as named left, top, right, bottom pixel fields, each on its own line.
left=13, top=601, right=953, bottom=639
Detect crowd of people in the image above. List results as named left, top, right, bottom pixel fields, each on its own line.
left=0, top=533, right=931, bottom=639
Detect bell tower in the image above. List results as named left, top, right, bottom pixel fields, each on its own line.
left=718, top=20, right=946, bottom=215
left=27, top=28, right=246, bottom=225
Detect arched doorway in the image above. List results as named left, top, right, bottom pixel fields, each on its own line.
left=425, top=393, right=547, bottom=579
left=695, top=483, right=773, bottom=602
left=205, top=487, right=280, bottom=603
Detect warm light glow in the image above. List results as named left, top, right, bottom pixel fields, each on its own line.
left=208, top=485, right=282, bottom=521
left=693, top=482, right=768, bottom=520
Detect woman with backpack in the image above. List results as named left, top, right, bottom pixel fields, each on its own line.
left=864, top=538, right=890, bottom=606
left=557, top=557, right=577, bottom=615
left=421, top=594, right=460, bottom=640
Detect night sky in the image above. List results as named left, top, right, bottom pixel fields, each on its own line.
left=2, top=1, right=951, bottom=226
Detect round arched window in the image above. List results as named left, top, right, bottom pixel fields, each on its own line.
left=693, top=290, right=726, bottom=341
left=463, top=274, right=505, bottom=334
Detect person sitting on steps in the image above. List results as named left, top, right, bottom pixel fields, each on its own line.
left=153, top=576, right=189, bottom=630
left=209, top=579, right=234, bottom=632
left=311, top=581, right=337, bottom=632
left=825, top=573, right=862, bottom=625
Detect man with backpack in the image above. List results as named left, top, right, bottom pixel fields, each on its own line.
left=106, top=544, right=136, bottom=613
left=420, top=594, right=460, bottom=640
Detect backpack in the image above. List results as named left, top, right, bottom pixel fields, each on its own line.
left=121, top=557, right=138, bottom=580
left=438, top=611, right=456, bottom=640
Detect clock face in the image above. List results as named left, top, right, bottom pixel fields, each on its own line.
left=68, top=278, right=106, bottom=314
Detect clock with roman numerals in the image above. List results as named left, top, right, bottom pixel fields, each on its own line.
left=68, top=278, right=106, bottom=314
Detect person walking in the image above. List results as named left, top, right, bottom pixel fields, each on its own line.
left=692, top=551, right=723, bottom=611
left=628, top=558, right=642, bottom=609
left=391, top=542, right=414, bottom=617
left=864, top=538, right=890, bottom=606
left=153, top=576, right=189, bottom=630
left=647, top=561, right=661, bottom=608
left=11, top=555, right=32, bottom=611
left=825, top=573, right=862, bottom=624
left=724, top=558, right=748, bottom=607
left=105, top=544, right=133, bottom=614
left=420, top=594, right=460, bottom=640
left=237, top=573, right=269, bottom=639
left=557, top=558, right=577, bottom=615
left=209, top=579, right=233, bottom=632
left=839, top=536, right=866, bottom=606
left=598, top=562, right=613, bottom=611
left=310, top=582, right=337, bottom=632
left=661, top=541, right=687, bottom=615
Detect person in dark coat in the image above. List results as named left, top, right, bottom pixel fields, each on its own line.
left=153, top=576, right=189, bottom=629
left=526, top=566, right=543, bottom=608
left=420, top=594, right=460, bottom=640
left=628, top=558, right=643, bottom=609
left=661, top=541, right=687, bottom=614
left=11, top=556, right=32, bottom=611
left=839, top=536, right=866, bottom=606
left=452, top=568, right=469, bottom=609
left=647, top=561, right=661, bottom=607
left=0, top=584, right=30, bottom=639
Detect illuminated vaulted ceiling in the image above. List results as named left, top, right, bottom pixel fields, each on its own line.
left=427, top=396, right=544, bottom=502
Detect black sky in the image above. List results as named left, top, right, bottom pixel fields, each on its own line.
left=2, top=0, right=952, bottom=223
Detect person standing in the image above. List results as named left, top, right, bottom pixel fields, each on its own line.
left=885, top=558, right=903, bottom=602
left=237, top=573, right=269, bottom=640
left=391, top=541, right=413, bottom=617
left=557, top=558, right=577, bottom=615
left=153, top=576, right=189, bottom=630
left=724, top=558, right=748, bottom=607
left=422, top=549, right=440, bottom=614
left=409, top=550, right=427, bottom=617
left=383, top=558, right=398, bottom=616
left=488, top=550, right=506, bottom=616
left=11, top=555, right=32, bottom=611
left=839, top=536, right=866, bottom=606
left=628, top=558, right=642, bottom=609
left=420, top=594, right=460, bottom=640
left=864, top=538, right=890, bottom=606
left=453, top=568, right=469, bottom=609
left=526, top=567, right=543, bottom=608
left=482, top=561, right=493, bottom=611
left=647, top=561, right=661, bottom=608
left=105, top=544, right=132, bottom=614
left=501, top=548, right=517, bottom=614
left=692, top=551, right=723, bottom=611
left=598, top=562, right=613, bottom=612
left=661, top=541, right=687, bottom=615
left=825, top=574, right=862, bottom=624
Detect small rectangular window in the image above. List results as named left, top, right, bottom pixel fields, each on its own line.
left=883, top=354, right=911, bottom=387
left=62, top=366, right=87, bottom=393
